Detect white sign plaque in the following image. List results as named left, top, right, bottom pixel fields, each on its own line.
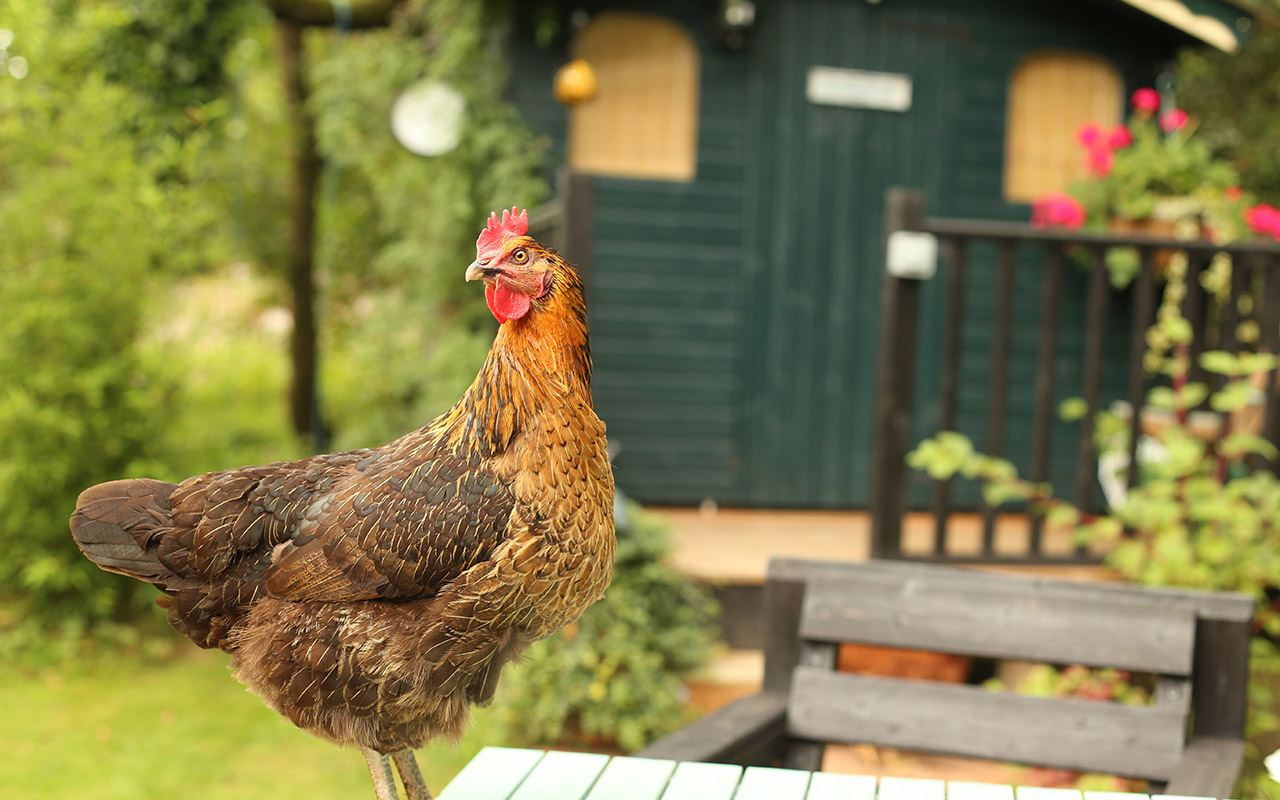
left=806, top=66, right=912, bottom=112
left=886, top=231, right=937, bottom=280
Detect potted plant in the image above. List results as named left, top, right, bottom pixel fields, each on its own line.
left=1029, top=87, right=1274, bottom=287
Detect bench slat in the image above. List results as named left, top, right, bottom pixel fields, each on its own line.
left=768, top=558, right=1254, bottom=623
left=786, top=667, right=1187, bottom=779
left=800, top=575, right=1196, bottom=674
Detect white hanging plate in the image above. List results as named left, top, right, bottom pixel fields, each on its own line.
left=391, top=80, right=466, bottom=157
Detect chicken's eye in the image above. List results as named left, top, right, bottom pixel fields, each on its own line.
left=512, top=249, right=529, bottom=264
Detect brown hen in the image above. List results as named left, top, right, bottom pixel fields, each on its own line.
left=70, top=208, right=615, bottom=800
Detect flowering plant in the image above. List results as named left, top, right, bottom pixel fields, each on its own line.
left=1030, top=87, right=1278, bottom=285
left=1065, top=88, right=1239, bottom=230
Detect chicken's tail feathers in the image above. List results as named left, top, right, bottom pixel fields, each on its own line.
left=70, top=479, right=180, bottom=585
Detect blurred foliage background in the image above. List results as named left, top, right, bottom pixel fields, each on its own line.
left=0, top=3, right=719, bottom=792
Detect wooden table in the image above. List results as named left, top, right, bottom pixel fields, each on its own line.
left=438, top=747, right=1235, bottom=800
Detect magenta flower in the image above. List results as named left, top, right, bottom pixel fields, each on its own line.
left=1159, top=109, right=1189, bottom=133
left=1131, top=87, right=1160, bottom=114
left=1246, top=203, right=1280, bottom=240
left=1031, top=193, right=1086, bottom=230
left=1086, top=146, right=1114, bottom=177
left=1077, top=123, right=1103, bottom=149
left=1106, top=124, right=1133, bottom=149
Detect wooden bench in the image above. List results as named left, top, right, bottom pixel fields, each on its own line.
left=637, top=558, right=1254, bottom=799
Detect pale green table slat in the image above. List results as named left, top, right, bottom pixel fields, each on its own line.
left=804, top=772, right=877, bottom=800
left=879, top=776, right=947, bottom=800
left=732, top=766, right=810, bottom=800
left=1150, top=795, right=1222, bottom=800
left=947, top=780, right=1016, bottom=800
left=437, top=747, right=546, bottom=800
left=658, top=760, right=742, bottom=800
left=1082, top=793, right=1154, bottom=800
left=582, top=756, right=678, bottom=800
left=506, top=750, right=611, bottom=800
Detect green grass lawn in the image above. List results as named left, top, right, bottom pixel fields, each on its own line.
left=0, top=647, right=507, bottom=799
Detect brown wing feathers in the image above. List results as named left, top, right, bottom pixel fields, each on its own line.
left=69, top=436, right=518, bottom=650
left=70, top=478, right=180, bottom=586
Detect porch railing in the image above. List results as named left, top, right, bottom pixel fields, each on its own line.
left=869, top=188, right=1280, bottom=563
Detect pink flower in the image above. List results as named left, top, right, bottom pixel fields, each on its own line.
left=1086, top=146, right=1114, bottom=177
left=1246, top=203, right=1280, bottom=240
left=1077, top=123, right=1103, bottom=149
left=1031, top=193, right=1086, bottom=230
left=1159, top=108, right=1189, bottom=133
left=1131, top=87, right=1160, bottom=114
left=1106, top=124, right=1133, bottom=149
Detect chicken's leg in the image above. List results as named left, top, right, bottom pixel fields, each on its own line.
left=392, top=749, right=434, bottom=800
left=361, top=746, right=401, bottom=800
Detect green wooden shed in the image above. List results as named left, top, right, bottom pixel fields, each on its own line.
left=505, top=0, right=1253, bottom=509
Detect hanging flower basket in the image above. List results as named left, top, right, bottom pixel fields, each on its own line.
left=1029, top=87, right=1280, bottom=287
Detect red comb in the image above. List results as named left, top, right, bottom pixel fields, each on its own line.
left=476, top=207, right=529, bottom=263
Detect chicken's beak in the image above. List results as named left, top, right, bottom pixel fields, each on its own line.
left=465, top=260, right=485, bottom=282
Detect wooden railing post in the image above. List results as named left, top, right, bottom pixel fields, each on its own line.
left=559, top=169, right=595, bottom=289
left=870, top=188, right=928, bottom=559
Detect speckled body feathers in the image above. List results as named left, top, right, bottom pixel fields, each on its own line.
left=71, top=247, right=614, bottom=753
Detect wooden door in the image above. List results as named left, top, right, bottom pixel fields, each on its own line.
left=738, top=1, right=960, bottom=506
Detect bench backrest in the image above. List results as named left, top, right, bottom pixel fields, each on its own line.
left=762, top=558, right=1254, bottom=781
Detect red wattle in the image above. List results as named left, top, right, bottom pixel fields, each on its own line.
left=485, top=282, right=531, bottom=324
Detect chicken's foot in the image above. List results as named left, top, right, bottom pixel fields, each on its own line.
left=361, top=746, right=402, bottom=800
left=392, top=749, right=434, bottom=800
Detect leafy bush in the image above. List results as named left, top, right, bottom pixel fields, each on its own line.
left=310, top=0, right=549, bottom=448
left=0, top=8, right=174, bottom=644
left=496, top=502, right=721, bottom=752
left=0, top=1, right=286, bottom=655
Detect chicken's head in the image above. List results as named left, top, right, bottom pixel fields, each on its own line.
left=466, top=207, right=554, bottom=324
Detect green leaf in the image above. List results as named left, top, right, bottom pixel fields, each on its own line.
left=1146, top=386, right=1176, bottom=410
left=982, top=482, right=1026, bottom=508
left=1200, top=349, right=1239, bottom=375
left=1221, top=432, right=1280, bottom=461
left=1210, top=379, right=1256, bottom=412
left=1177, top=382, right=1209, bottom=409
left=1161, top=429, right=1207, bottom=476
left=1236, top=352, right=1278, bottom=376
left=1044, top=504, right=1081, bottom=527
left=1162, top=316, right=1194, bottom=345
left=1088, top=517, right=1124, bottom=541
left=1059, top=397, right=1088, bottom=421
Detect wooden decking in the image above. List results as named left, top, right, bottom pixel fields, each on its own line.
left=659, top=507, right=1113, bottom=585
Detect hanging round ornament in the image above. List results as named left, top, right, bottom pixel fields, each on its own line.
left=553, top=59, right=598, bottom=106
left=390, top=79, right=466, bottom=156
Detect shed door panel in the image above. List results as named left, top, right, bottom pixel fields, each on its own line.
left=739, top=2, right=958, bottom=506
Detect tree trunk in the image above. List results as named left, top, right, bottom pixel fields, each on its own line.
left=277, top=19, right=322, bottom=445
left=267, top=0, right=399, bottom=28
